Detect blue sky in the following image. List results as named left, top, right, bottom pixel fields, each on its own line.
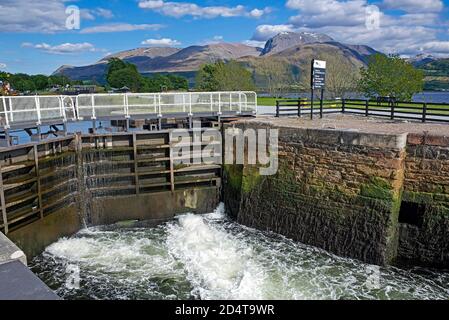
left=0, top=0, right=448, bottom=75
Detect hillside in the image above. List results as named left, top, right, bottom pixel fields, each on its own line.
left=53, top=32, right=381, bottom=90
left=101, top=47, right=181, bottom=62
left=54, top=47, right=182, bottom=83
left=416, top=58, right=449, bottom=91
left=55, top=43, right=261, bottom=82
left=240, top=42, right=376, bottom=95
left=261, top=31, right=333, bottom=55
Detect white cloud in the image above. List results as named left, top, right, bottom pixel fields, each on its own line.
left=249, top=8, right=272, bottom=18
left=287, top=0, right=369, bottom=28
left=0, top=0, right=68, bottom=32
left=94, top=8, right=114, bottom=19
left=242, top=40, right=266, bottom=48
left=269, top=0, right=448, bottom=56
left=382, top=0, right=443, bottom=13
left=0, top=1, right=116, bottom=33
left=252, top=24, right=296, bottom=41
left=141, top=38, right=181, bottom=46
left=22, top=42, right=99, bottom=54
left=138, top=0, right=270, bottom=19
left=200, top=35, right=225, bottom=45
left=81, top=8, right=115, bottom=20
left=81, top=23, right=164, bottom=34
left=402, top=41, right=449, bottom=55
left=0, top=63, right=6, bottom=69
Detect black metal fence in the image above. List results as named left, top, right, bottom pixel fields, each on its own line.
left=276, top=98, right=449, bottom=123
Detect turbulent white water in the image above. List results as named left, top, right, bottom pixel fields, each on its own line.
left=32, top=204, right=449, bottom=300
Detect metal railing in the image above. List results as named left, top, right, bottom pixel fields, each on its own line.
left=0, top=91, right=257, bottom=129
left=342, top=99, right=449, bottom=123
left=276, top=98, right=449, bottom=123
left=276, top=99, right=342, bottom=118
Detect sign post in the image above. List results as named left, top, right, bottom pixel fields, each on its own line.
left=310, top=59, right=326, bottom=119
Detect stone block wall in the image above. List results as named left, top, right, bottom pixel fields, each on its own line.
left=224, top=121, right=449, bottom=268
left=398, top=133, right=449, bottom=267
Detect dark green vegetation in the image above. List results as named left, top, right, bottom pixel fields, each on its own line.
left=358, top=54, right=424, bottom=101
left=0, top=72, right=80, bottom=94
left=106, top=58, right=189, bottom=92
left=195, top=61, right=255, bottom=91
left=418, top=58, right=449, bottom=91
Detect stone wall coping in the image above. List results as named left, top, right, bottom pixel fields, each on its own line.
left=407, top=132, right=449, bottom=147
left=228, top=121, right=408, bottom=150
left=0, top=231, right=27, bottom=266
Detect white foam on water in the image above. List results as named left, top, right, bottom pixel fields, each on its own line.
left=166, top=205, right=267, bottom=299
left=33, top=204, right=449, bottom=300
left=41, top=227, right=189, bottom=299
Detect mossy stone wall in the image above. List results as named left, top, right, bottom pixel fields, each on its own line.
left=225, top=122, right=407, bottom=266
left=398, top=133, right=449, bottom=267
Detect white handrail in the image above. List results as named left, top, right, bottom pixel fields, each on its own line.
left=35, top=96, right=41, bottom=125
left=9, top=97, right=13, bottom=123
left=91, top=95, right=96, bottom=120
left=1, top=96, right=9, bottom=128
left=0, top=91, right=257, bottom=128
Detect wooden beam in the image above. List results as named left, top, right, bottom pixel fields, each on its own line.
left=132, top=133, right=140, bottom=195
left=169, top=132, right=175, bottom=192
left=0, top=163, right=8, bottom=235
left=33, top=145, right=43, bottom=219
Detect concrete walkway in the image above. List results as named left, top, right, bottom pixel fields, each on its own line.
left=0, top=260, right=60, bottom=300
left=0, top=232, right=59, bottom=300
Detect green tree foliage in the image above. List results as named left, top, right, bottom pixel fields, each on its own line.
left=106, top=59, right=189, bottom=92
left=245, top=57, right=300, bottom=97
left=144, top=74, right=189, bottom=92
left=106, top=58, right=144, bottom=91
left=48, top=75, right=71, bottom=87
left=0, top=72, right=76, bottom=94
left=196, top=60, right=255, bottom=91
left=358, top=54, right=424, bottom=101
left=30, top=75, right=49, bottom=91
left=108, top=68, right=144, bottom=92
left=166, top=74, right=189, bottom=91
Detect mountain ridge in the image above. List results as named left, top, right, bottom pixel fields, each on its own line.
left=53, top=32, right=381, bottom=85
left=261, top=31, right=334, bottom=56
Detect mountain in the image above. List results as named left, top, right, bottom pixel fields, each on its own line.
left=55, top=43, right=261, bottom=82
left=54, top=47, right=182, bottom=82
left=53, top=32, right=380, bottom=88
left=240, top=42, right=380, bottom=90
left=101, top=47, right=181, bottom=62
left=261, top=31, right=334, bottom=56
left=408, top=54, right=437, bottom=68
left=324, top=42, right=379, bottom=64
left=416, top=57, right=449, bottom=91
left=136, top=43, right=262, bottom=73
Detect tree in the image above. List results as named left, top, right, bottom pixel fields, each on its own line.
left=321, top=54, right=360, bottom=99
left=31, top=75, right=49, bottom=91
left=48, top=75, right=70, bottom=87
left=253, top=58, right=300, bottom=97
left=106, top=58, right=129, bottom=83
left=143, top=74, right=189, bottom=92
left=166, top=74, right=189, bottom=91
left=358, top=54, right=424, bottom=101
left=106, top=58, right=145, bottom=92
left=195, top=64, right=220, bottom=91
left=196, top=60, right=255, bottom=91
left=107, top=68, right=144, bottom=92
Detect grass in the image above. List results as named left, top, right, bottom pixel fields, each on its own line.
left=257, top=97, right=284, bottom=106
left=344, top=101, right=449, bottom=116
left=258, top=96, right=449, bottom=116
